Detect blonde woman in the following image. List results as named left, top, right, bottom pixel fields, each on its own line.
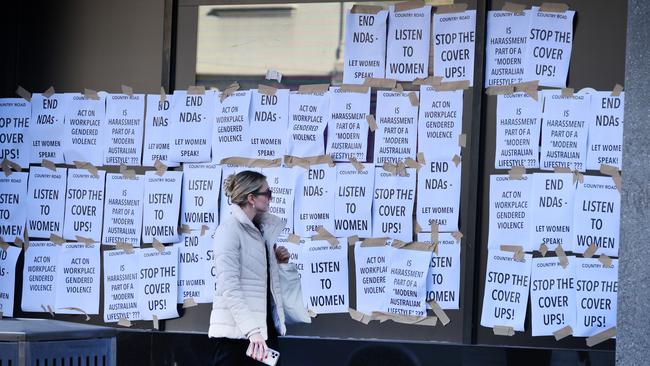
left=210, top=170, right=290, bottom=365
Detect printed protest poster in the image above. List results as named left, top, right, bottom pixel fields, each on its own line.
left=417, top=233, right=461, bottom=310
left=262, top=166, right=298, bottom=236
left=485, top=10, right=531, bottom=87
left=212, top=90, right=252, bottom=162
left=488, top=174, right=533, bottom=250
left=385, top=4, right=431, bottom=81
left=343, top=9, right=388, bottom=84
left=372, top=168, right=416, bottom=242
left=384, top=243, right=432, bottom=316
left=0, top=172, right=28, bottom=242
left=586, top=91, right=624, bottom=170
left=334, top=163, right=374, bottom=237
left=530, top=256, right=575, bottom=336
left=294, top=165, right=336, bottom=237
left=169, top=90, right=215, bottom=163
left=104, top=93, right=145, bottom=166
left=529, top=173, right=575, bottom=251
left=327, top=87, right=370, bottom=162
left=300, top=238, right=348, bottom=314
left=416, top=158, right=462, bottom=232
left=433, top=10, right=476, bottom=85
left=495, top=92, right=543, bottom=169
left=374, top=91, right=419, bottom=165
left=204, top=230, right=218, bottom=300
left=63, top=169, right=106, bottom=242
left=248, top=88, right=289, bottom=159
left=63, top=93, right=106, bottom=166
left=21, top=241, right=61, bottom=312
left=572, top=176, right=620, bottom=257
left=540, top=90, right=590, bottom=171
left=418, top=87, right=463, bottom=160
left=287, top=91, right=329, bottom=157
left=523, top=7, right=575, bottom=87
left=102, top=173, right=144, bottom=246
left=175, top=232, right=213, bottom=303
left=0, top=98, right=31, bottom=168
left=30, top=93, right=68, bottom=163
left=480, top=249, right=532, bottom=331
left=142, top=170, right=183, bottom=243
left=0, top=245, right=21, bottom=317
left=181, top=163, right=221, bottom=232
left=103, top=249, right=141, bottom=322
left=574, top=257, right=618, bottom=337
left=354, top=239, right=390, bottom=314
left=54, top=243, right=101, bottom=315
left=137, top=246, right=179, bottom=320
left=27, top=167, right=67, bottom=238
left=143, top=94, right=178, bottom=167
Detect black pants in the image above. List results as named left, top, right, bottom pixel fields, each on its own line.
left=212, top=326, right=280, bottom=366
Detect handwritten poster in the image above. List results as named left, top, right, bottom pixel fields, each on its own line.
left=287, top=92, right=329, bottom=157
left=27, top=167, right=67, bottom=238
left=530, top=256, right=575, bottom=336
left=416, top=158, right=462, bottom=232
left=343, top=9, right=388, bottom=84
left=495, top=92, right=543, bottom=169
left=262, top=166, right=298, bottom=236
left=433, top=10, right=477, bottom=85
left=181, top=163, right=221, bottom=232
left=354, top=240, right=390, bottom=314
left=294, top=166, right=336, bottom=236
left=0, top=172, right=28, bottom=242
left=586, top=91, right=624, bottom=170
left=21, top=241, right=61, bottom=312
left=169, top=90, right=215, bottom=163
left=334, top=163, right=374, bottom=237
left=572, top=176, right=620, bottom=257
left=212, top=90, right=252, bottom=162
left=248, top=88, right=289, bottom=159
left=574, top=258, right=618, bottom=337
left=300, top=238, right=348, bottom=314
left=374, top=91, right=419, bottom=165
left=488, top=174, right=532, bottom=250
left=142, top=171, right=183, bottom=243
left=63, top=169, right=106, bottom=242
left=102, top=173, right=144, bottom=246
left=63, top=93, right=106, bottom=166
left=30, top=93, right=68, bottom=163
left=0, top=245, right=21, bottom=317
left=143, top=94, right=178, bottom=167
left=327, top=87, right=370, bottom=162
left=417, top=232, right=461, bottom=310
left=104, top=93, right=145, bottom=166
left=485, top=10, right=531, bottom=87
left=0, top=98, right=31, bottom=168
left=103, top=249, right=141, bottom=322
left=418, top=87, right=463, bottom=160
left=529, top=173, right=575, bottom=251
left=372, top=168, right=416, bottom=242
left=386, top=4, right=431, bottom=81
left=384, top=244, right=431, bottom=316
left=54, top=243, right=101, bottom=315
left=137, top=246, right=179, bottom=320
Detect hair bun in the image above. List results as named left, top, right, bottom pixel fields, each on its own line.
left=223, top=174, right=236, bottom=198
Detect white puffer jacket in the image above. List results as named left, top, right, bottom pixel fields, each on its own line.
left=208, top=204, right=287, bottom=340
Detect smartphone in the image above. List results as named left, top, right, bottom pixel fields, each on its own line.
left=246, top=344, right=280, bottom=366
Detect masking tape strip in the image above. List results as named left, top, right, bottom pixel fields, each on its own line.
left=493, top=325, right=515, bottom=336
left=50, top=233, right=65, bottom=245
left=73, top=161, right=99, bottom=178
left=553, top=325, right=573, bottom=341
left=452, top=154, right=462, bottom=167
left=554, top=166, right=572, bottom=173
left=119, top=164, right=136, bottom=179
left=265, top=69, right=283, bottom=83
left=347, top=235, right=360, bottom=246
left=458, top=133, right=467, bottom=148
left=366, top=115, right=378, bottom=131
left=187, top=85, right=206, bottom=95
left=398, top=241, right=434, bottom=252
left=502, top=2, right=526, bottom=13
left=436, top=3, right=468, bottom=14
left=561, top=88, right=574, bottom=97
left=153, top=239, right=165, bottom=253
left=408, top=91, right=419, bottom=106
left=0, top=239, right=9, bottom=251
left=363, top=77, right=397, bottom=89
left=539, top=243, right=549, bottom=256
left=573, top=171, right=584, bottom=184
left=118, top=318, right=133, bottom=327
left=61, top=307, right=91, bottom=321
left=486, top=85, right=515, bottom=95
left=500, top=244, right=523, bottom=253
left=394, top=0, right=426, bottom=13
left=598, top=254, right=612, bottom=267
left=42, top=159, right=57, bottom=171
left=414, top=221, right=422, bottom=234
left=349, top=156, right=365, bottom=172
left=583, top=243, right=598, bottom=258
left=220, top=157, right=282, bottom=168
left=43, top=86, right=56, bottom=98
left=600, top=164, right=620, bottom=176
left=160, top=87, right=167, bottom=102
left=417, top=152, right=426, bottom=164
left=349, top=308, right=373, bottom=324
left=452, top=231, right=463, bottom=242
left=16, top=85, right=32, bottom=101
left=340, top=84, right=370, bottom=94
left=121, top=85, right=134, bottom=97
left=154, top=159, right=168, bottom=176
left=201, top=225, right=210, bottom=236
left=153, top=315, right=160, bottom=330
left=179, top=224, right=192, bottom=234
left=539, top=2, right=569, bottom=12
left=428, top=300, right=450, bottom=325
left=220, top=82, right=241, bottom=102
left=183, top=297, right=198, bottom=308
left=509, top=166, right=525, bottom=180
left=404, top=157, right=421, bottom=169
left=258, top=84, right=278, bottom=96
left=313, top=226, right=339, bottom=246
left=513, top=80, right=539, bottom=100
left=361, top=237, right=389, bottom=247
left=434, top=80, right=470, bottom=91
left=298, top=84, right=330, bottom=93
left=413, top=76, right=442, bottom=87
left=586, top=327, right=616, bottom=347
left=350, top=4, right=384, bottom=14
left=391, top=239, right=408, bottom=249
left=555, top=244, right=569, bottom=268
left=116, top=242, right=135, bottom=254
left=283, top=155, right=311, bottom=170
left=84, top=89, right=99, bottom=100
left=392, top=83, right=404, bottom=92
left=611, top=84, right=624, bottom=97
left=75, top=235, right=95, bottom=246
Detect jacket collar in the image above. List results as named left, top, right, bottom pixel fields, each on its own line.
left=230, top=204, right=286, bottom=243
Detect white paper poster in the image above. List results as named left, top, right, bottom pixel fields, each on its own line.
left=574, top=258, right=618, bottom=337
left=204, top=230, right=218, bottom=299
left=294, top=166, right=336, bottom=236
left=495, top=92, right=543, bottom=169
left=27, top=167, right=67, bottom=238
left=63, top=93, right=106, bottom=166
left=169, top=90, right=215, bottom=163
left=143, top=94, right=178, bottom=167
left=523, top=7, right=575, bottom=88
left=63, top=169, right=106, bottom=242
left=300, top=238, right=348, bottom=314
left=418, top=87, right=463, bottom=160
left=417, top=233, right=461, bottom=310
left=530, top=173, right=575, bottom=251
left=372, top=168, right=416, bottom=241
left=385, top=5, right=431, bottom=81
left=343, top=10, right=388, bottom=84
left=137, top=246, right=179, bottom=320
left=334, top=163, right=374, bottom=237
left=104, top=94, right=145, bottom=166
left=416, top=159, right=461, bottom=232
left=354, top=241, right=390, bottom=314
left=530, top=256, right=575, bottom=336
left=480, top=249, right=532, bottom=331
left=0, top=98, right=31, bottom=168
left=181, top=163, right=221, bottom=231
left=287, top=92, right=329, bottom=157
left=488, top=174, right=533, bottom=250
left=485, top=11, right=531, bottom=87
left=175, top=232, right=213, bottom=303
left=142, top=171, right=183, bottom=243
left=540, top=91, right=590, bottom=171
left=212, top=90, right=252, bottom=162
left=103, top=249, right=141, bottom=322
left=327, top=87, right=370, bottom=162
left=30, top=93, right=68, bottom=163
left=0, top=172, right=28, bottom=242
left=384, top=244, right=431, bottom=316
left=586, top=91, right=624, bottom=170
left=0, top=245, right=21, bottom=317
left=54, top=243, right=101, bottom=315
left=433, top=10, right=476, bottom=85
left=248, top=89, right=289, bottom=159
left=572, top=176, right=620, bottom=257
left=21, top=241, right=61, bottom=312
left=102, top=173, right=144, bottom=246
left=262, top=167, right=298, bottom=236
left=374, top=91, right=419, bottom=165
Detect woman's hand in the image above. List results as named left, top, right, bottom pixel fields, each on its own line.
left=274, top=244, right=290, bottom=263
left=248, top=331, right=268, bottom=361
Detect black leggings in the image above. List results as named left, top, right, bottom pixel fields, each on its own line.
left=212, top=325, right=279, bottom=366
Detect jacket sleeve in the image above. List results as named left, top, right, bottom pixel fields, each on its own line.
left=214, top=225, right=262, bottom=337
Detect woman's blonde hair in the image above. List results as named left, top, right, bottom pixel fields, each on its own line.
left=223, top=170, right=267, bottom=206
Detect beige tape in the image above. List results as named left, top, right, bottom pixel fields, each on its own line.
left=600, top=164, right=620, bottom=176
left=428, top=300, right=450, bottom=325
left=119, top=164, right=136, bottom=179
left=458, top=133, right=467, bottom=148
left=283, top=155, right=311, bottom=170
left=313, top=226, right=339, bottom=246
left=561, top=88, right=574, bottom=98
left=414, top=221, right=422, bottom=234
left=586, top=327, right=616, bottom=347
left=121, top=85, right=134, bottom=97
left=16, top=86, right=32, bottom=101
left=187, top=85, right=206, bottom=95
left=598, top=254, right=612, bottom=267
left=61, top=307, right=91, bottom=321
left=116, top=242, right=135, bottom=254
left=1, top=160, right=11, bottom=177
left=404, top=241, right=435, bottom=252
left=486, top=85, right=515, bottom=95
left=553, top=325, right=573, bottom=341
left=514, top=249, right=525, bottom=262
left=350, top=4, right=384, bottom=14
left=50, top=233, right=65, bottom=245
left=451, top=231, right=463, bottom=242
left=452, top=154, right=461, bottom=167
left=408, top=91, right=419, bottom=106
left=555, top=243, right=569, bottom=268
left=363, top=77, right=397, bottom=89
left=349, top=156, right=365, bottom=172
left=500, top=244, right=523, bottom=253
left=539, top=243, right=549, bottom=256
left=183, top=297, right=198, bottom=308
left=413, top=76, right=443, bottom=87
left=198, top=225, right=209, bottom=236
left=153, top=315, right=160, bottom=330
left=75, top=235, right=95, bottom=247
left=366, top=114, right=378, bottom=131
left=153, top=239, right=165, bottom=253
left=73, top=161, right=99, bottom=178
left=347, top=235, right=360, bottom=246
left=417, top=152, right=426, bottom=165
left=583, top=243, right=598, bottom=258
left=42, top=159, right=57, bottom=171
left=265, top=69, right=283, bottom=83
left=391, top=239, right=408, bottom=249
left=612, top=175, right=622, bottom=192
left=220, top=157, right=282, bottom=168
left=349, top=308, right=373, bottom=324
left=509, top=166, right=525, bottom=180
left=513, top=80, right=539, bottom=100
left=43, top=86, right=56, bottom=98
left=220, top=82, right=241, bottom=102
left=611, top=84, right=624, bottom=97
left=288, top=234, right=301, bottom=244
left=394, top=0, right=426, bottom=13
left=392, top=83, right=404, bottom=93
left=404, top=157, right=421, bottom=169
left=84, top=88, right=99, bottom=100
left=382, top=161, right=404, bottom=176
left=41, top=304, right=55, bottom=317
left=0, top=239, right=8, bottom=251
left=154, top=159, right=168, bottom=176
left=118, top=318, right=133, bottom=327
left=502, top=2, right=526, bottom=13
left=554, top=166, right=572, bottom=173
left=361, top=237, right=388, bottom=247
left=539, top=2, right=569, bottom=12
left=179, top=224, right=192, bottom=234
left=371, top=311, right=437, bottom=326
left=573, top=171, right=584, bottom=184
left=493, top=325, right=515, bottom=336
left=298, top=84, right=330, bottom=93
left=308, top=309, right=318, bottom=318
left=340, top=84, right=370, bottom=94
left=434, top=80, right=470, bottom=91
left=436, top=3, right=468, bottom=14
left=160, top=87, right=167, bottom=103
left=258, top=84, right=278, bottom=96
